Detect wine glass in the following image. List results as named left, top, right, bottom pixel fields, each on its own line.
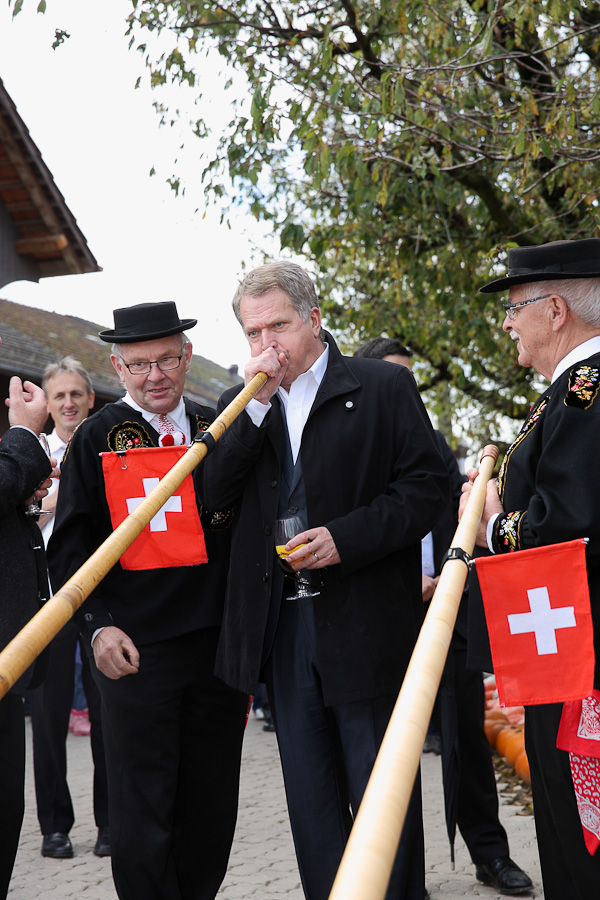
left=25, top=433, right=54, bottom=517
left=274, top=515, right=320, bottom=600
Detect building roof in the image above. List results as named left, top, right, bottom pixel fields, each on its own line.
left=0, top=76, right=101, bottom=288
left=0, top=297, right=241, bottom=406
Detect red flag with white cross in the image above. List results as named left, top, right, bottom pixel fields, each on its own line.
left=474, top=539, right=594, bottom=707
left=102, top=447, right=207, bottom=571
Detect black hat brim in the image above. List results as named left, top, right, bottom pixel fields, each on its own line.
left=479, top=272, right=593, bottom=293
left=98, top=318, right=197, bottom=343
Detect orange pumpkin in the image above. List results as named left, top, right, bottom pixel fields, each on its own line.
left=496, top=726, right=525, bottom=765
left=484, top=719, right=507, bottom=746
left=515, top=749, right=531, bottom=785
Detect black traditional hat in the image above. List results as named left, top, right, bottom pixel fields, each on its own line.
left=480, top=238, right=600, bottom=293
left=98, top=301, right=197, bottom=343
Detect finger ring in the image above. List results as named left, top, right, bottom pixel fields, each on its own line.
left=313, top=552, right=318, bottom=561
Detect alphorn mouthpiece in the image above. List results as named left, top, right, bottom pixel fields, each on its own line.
left=480, top=444, right=499, bottom=464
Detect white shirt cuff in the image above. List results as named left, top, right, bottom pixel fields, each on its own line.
left=245, top=398, right=271, bottom=427
left=486, top=513, right=499, bottom=553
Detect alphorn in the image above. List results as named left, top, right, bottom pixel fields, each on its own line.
left=0, top=372, right=268, bottom=701
left=328, top=444, right=499, bottom=900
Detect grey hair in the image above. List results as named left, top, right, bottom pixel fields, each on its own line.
left=110, top=332, right=190, bottom=359
left=232, top=261, right=319, bottom=326
left=42, top=356, right=94, bottom=395
left=521, top=278, right=600, bottom=328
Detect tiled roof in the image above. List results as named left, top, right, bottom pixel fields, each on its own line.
left=0, top=297, right=241, bottom=406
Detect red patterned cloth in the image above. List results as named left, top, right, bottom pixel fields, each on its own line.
left=557, top=690, right=600, bottom=855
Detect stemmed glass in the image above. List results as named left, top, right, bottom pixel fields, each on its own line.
left=24, top=433, right=54, bottom=517
left=275, top=515, right=320, bottom=600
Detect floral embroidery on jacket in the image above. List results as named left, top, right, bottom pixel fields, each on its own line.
left=494, top=510, right=526, bottom=553
left=565, top=366, right=600, bottom=410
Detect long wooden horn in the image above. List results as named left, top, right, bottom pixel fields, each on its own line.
left=0, top=372, right=268, bottom=701
left=328, top=444, right=499, bottom=900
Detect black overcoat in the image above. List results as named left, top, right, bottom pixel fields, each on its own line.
left=201, top=333, right=450, bottom=705
left=0, top=427, right=51, bottom=692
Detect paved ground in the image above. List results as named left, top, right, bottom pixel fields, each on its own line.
left=8, top=714, right=544, bottom=899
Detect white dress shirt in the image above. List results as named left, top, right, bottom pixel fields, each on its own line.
left=245, top=344, right=329, bottom=463
left=122, top=393, right=191, bottom=444
left=40, top=428, right=68, bottom=547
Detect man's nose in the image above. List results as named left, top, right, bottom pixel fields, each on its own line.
left=146, top=362, right=166, bottom=380
left=261, top=331, right=278, bottom=352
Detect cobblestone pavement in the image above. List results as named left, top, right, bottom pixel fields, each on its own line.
left=8, top=714, right=543, bottom=898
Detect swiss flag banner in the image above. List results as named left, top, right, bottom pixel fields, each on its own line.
left=475, top=539, right=594, bottom=707
left=102, top=447, right=207, bottom=571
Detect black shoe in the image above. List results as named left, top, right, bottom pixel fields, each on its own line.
left=94, top=825, right=111, bottom=857
left=475, top=857, right=533, bottom=895
left=263, top=720, right=276, bottom=732
left=41, top=832, right=73, bottom=859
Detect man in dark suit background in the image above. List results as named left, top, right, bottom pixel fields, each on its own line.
left=29, top=356, right=109, bottom=861
left=356, top=337, right=533, bottom=896
left=49, top=302, right=248, bottom=900
left=0, top=347, right=55, bottom=898
left=201, top=261, right=450, bottom=900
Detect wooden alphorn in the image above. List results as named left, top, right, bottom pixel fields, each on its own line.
left=328, top=444, right=499, bottom=900
left=0, top=372, right=268, bottom=700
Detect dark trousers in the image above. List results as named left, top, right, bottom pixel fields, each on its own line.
left=451, top=646, right=509, bottom=864
left=0, top=694, right=25, bottom=900
left=93, top=627, right=248, bottom=900
left=525, top=702, right=600, bottom=900
left=266, top=596, right=425, bottom=900
left=30, top=618, right=108, bottom=835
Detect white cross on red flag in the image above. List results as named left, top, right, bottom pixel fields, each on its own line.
left=102, top=446, right=207, bottom=571
left=474, top=539, right=594, bottom=707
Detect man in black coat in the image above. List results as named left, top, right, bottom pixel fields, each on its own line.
left=0, top=357, right=54, bottom=898
left=200, top=262, right=450, bottom=900
left=461, top=238, right=600, bottom=899
left=49, top=303, right=248, bottom=900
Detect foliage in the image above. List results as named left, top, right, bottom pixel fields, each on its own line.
left=56, top=2, right=600, bottom=439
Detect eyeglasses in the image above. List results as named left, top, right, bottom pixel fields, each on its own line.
left=502, top=294, right=552, bottom=320
left=121, top=356, right=182, bottom=375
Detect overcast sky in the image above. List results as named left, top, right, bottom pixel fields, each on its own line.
left=0, top=0, right=278, bottom=373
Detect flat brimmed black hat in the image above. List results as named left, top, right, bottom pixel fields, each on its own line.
left=98, top=301, right=197, bottom=343
left=480, top=238, right=600, bottom=293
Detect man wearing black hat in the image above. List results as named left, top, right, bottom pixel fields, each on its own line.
left=48, top=302, right=248, bottom=900
left=461, top=238, right=600, bottom=899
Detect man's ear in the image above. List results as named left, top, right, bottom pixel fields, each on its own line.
left=549, top=294, right=569, bottom=331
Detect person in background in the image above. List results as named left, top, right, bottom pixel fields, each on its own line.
left=0, top=354, right=55, bottom=898
left=356, top=336, right=533, bottom=896
left=29, top=357, right=110, bottom=860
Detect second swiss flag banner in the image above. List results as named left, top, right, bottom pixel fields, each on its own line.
left=102, top=447, right=208, bottom=571
left=475, top=539, right=594, bottom=707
